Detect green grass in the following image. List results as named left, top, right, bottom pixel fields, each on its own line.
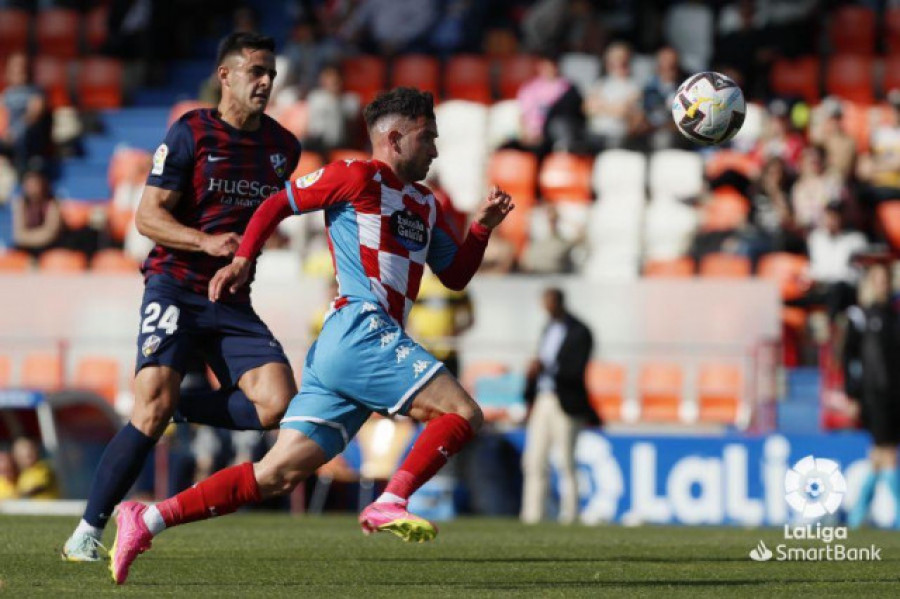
left=1, top=514, right=899, bottom=597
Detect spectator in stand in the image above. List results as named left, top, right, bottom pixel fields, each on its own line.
left=811, top=98, right=856, bottom=185
left=12, top=168, right=63, bottom=258
left=857, top=90, right=900, bottom=208
left=304, top=65, right=360, bottom=155
left=754, top=100, right=805, bottom=172
left=0, top=53, right=52, bottom=176
left=791, top=145, right=844, bottom=232
left=0, top=450, right=17, bottom=500
left=750, top=157, right=806, bottom=255
left=520, top=205, right=581, bottom=274
left=584, top=42, right=640, bottom=151
left=341, top=0, right=439, bottom=56
left=843, top=259, right=900, bottom=528
left=636, top=46, right=689, bottom=151
left=12, top=437, right=59, bottom=500
left=806, top=201, right=867, bottom=319
left=714, top=0, right=775, bottom=100
left=514, top=53, right=581, bottom=156
left=280, top=17, right=342, bottom=99
left=521, top=287, right=596, bottom=525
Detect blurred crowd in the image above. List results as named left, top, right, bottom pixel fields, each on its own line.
left=0, top=437, right=59, bottom=500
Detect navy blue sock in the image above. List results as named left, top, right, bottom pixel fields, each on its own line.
left=173, top=387, right=263, bottom=430
left=83, top=423, right=156, bottom=529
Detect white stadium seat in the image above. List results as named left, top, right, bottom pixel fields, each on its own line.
left=486, top=99, right=522, bottom=150
left=643, top=196, right=699, bottom=260
left=593, top=149, right=647, bottom=198
left=559, top=52, right=601, bottom=94
left=648, top=150, right=704, bottom=200
left=432, top=100, right=489, bottom=212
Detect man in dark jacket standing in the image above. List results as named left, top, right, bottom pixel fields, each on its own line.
left=521, top=287, right=597, bottom=524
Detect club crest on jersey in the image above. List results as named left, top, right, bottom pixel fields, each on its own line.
left=151, top=144, right=168, bottom=175
left=142, top=334, right=162, bottom=357
left=296, top=168, right=323, bottom=189
left=390, top=209, right=428, bottom=251
left=270, top=153, right=287, bottom=178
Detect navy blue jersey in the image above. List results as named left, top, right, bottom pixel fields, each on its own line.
left=143, top=109, right=300, bottom=302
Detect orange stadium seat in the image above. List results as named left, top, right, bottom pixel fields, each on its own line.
left=487, top=150, right=538, bottom=207
left=35, top=9, right=80, bottom=59
left=341, top=55, right=386, bottom=105
left=74, top=356, right=120, bottom=403
left=757, top=252, right=809, bottom=301
left=107, top=206, right=134, bottom=244
left=877, top=200, right=900, bottom=250
left=495, top=203, right=531, bottom=255
left=769, top=56, right=820, bottom=104
left=0, top=9, right=29, bottom=56
left=38, top=248, right=88, bottom=273
left=0, top=105, right=7, bottom=138
left=22, top=352, right=63, bottom=391
left=391, top=55, right=440, bottom=99
left=108, top=148, right=152, bottom=188
left=461, top=360, right=508, bottom=394
left=84, top=5, right=108, bottom=52
left=0, top=249, right=32, bottom=272
left=883, top=56, right=900, bottom=98
left=699, top=253, right=751, bottom=278
left=274, top=101, right=308, bottom=139
left=0, top=355, right=10, bottom=387
left=496, top=55, right=539, bottom=99
left=444, top=55, right=492, bottom=103
left=78, top=57, right=123, bottom=109
left=829, top=5, right=876, bottom=55
left=888, top=8, right=900, bottom=55
left=586, top=361, right=625, bottom=422
left=705, top=150, right=760, bottom=181
left=697, top=362, right=742, bottom=424
left=91, top=249, right=139, bottom=273
left=59, top=201, right=95, bottom=230
left=538, top=152, right=592, bottom=203
left=291, top=150, right=324, bottom=179
left=330, top=149, right=369, bottom=163
left=168, top=100, right=213, bottom=125
left=33, top=56, right=71, bottom=109
left=643, top=257, right=694, bottom=278
left=826, top=54, right=875, bottom=105
left=638, top=362, right=683, bottom=422
left=701, top=190, right=749, bottom=232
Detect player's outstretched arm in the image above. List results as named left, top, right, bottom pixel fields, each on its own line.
left=136, top=185, right=241, bottom=256
left=473, top=186, right=515, bottom=230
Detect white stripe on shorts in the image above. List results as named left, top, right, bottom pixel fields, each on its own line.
left=387, top=361, right=444, bottom=415
left=280, top=416, right=350, bottom=448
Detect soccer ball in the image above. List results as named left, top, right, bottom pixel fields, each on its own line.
left=671, top=72, right=746, bottom=146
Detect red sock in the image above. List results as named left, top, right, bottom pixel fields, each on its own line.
left=385, top=413, right=474, bottom=500
left=157, top=462, right=261, bottom=527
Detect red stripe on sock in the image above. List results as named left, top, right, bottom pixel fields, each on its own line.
left=385, top=413, right=473, bottom=500
left=157, top=462, right=261, bottom=527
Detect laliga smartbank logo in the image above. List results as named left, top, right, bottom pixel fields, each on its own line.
left=749, top=455, right=882, bottom=562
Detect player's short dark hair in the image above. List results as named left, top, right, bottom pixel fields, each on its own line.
left=363, top=87, right=435, bottom=131
left=216, top=32, right=275, bottom=66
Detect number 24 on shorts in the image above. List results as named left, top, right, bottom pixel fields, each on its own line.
left=141, top=302, right=180, bottom=335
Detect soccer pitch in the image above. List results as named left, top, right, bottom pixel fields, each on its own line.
left=1, top=515, right=899, bottom=597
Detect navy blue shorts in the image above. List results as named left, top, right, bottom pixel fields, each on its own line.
left=135, top=274, right=289, bottom=386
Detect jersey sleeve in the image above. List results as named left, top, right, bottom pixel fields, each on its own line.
left=427, top=201, right=492, bottom=291
left=284, top=160, right=374, bottom=214
left=146, top=118, right=194, bottom=191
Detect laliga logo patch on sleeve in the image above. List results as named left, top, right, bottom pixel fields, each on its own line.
left=151, top=144, right=168, bottom=175
left=296, top=168, right=323, bottom=189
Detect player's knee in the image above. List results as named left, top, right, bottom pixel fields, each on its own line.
left=455, top=398, right=483, bottom=433
left=255, top=392, right=291, bottom=429
left=267, top=466, right=310, bottom=496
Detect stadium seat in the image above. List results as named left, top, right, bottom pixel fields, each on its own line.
left=168, top=100, right=213, bottom=125
left=0, top=249, right=32, bottom=272
left=432, top=100, right=489, bottom=211
left=826, top=55, right=875, bottom=105
left=0, top=105, right=7, bottom=139
left=330, top=149, right=369, bottom=163
left=341, top=55, right=386, bottom=105
left=38, top=248, right=88, bottom=273
left=108, top=148, right=152, bottom=189
left=586, top=361, right=625, bottom=422
left=643, top=197, right=699, bottom=260
left=0, top=9, right=29, bottom=56
left=648, top=150, right=703, bottom=200
left=495, top=203, right=531, bottom=255
left=90, top=248, right=138, bottom=273
left=643, top=257, right=694, bottom=278
left=887, top=8, right=900, bottom=56
left=77, top=57, right=124, bottom=109
left=877, top=200, right=900, bottom=250
left=22, top=352, right=64, bottom=391
left=883, top=56, right=900, bottom=99
left=697, top=362, right=742, bottom=424
left=731, top=102, right=766, bottom=147
left=592, top=150, right=646, bottom=197
left=829, top=5, right=876, bottom=55
left=59, top=200, right=95, bottom=230
left=0, top=355, right=10, bottom=387
left=769, top=56, right=820, bottom=105
left=538, top=153, right=592, bottom=203
left=705, top=150, right=760, bottom=181
left=559, top=53, right=601, bottom=94
left=84, top=5, right=108, bottom=51
left=638, top=362, right=683, bottom=422
left=444, top=55, right=492, bottom=103
left=486, top=99, right=522, bottom=149
left=701, top=190, right=749, bottom=232
left=35, top=9, right=80, bottom=59
left=756, top=252, right=810, bottom=301
left=291, top=150, right=324, bottom=179
left=487, top=149, right=538, bottom=207
left=107, top=206, right=133, bottom=244
left=274, top=100, right=308, bottom=139
left=74, top=356, right=120, bottom=403
left=496, top=55, right=539, bottom=99
left=698, top=253, right=751, bottom=278
left=33, top=56, right=72, bottom=109
left=391, top=55, right=440, bottom=99
left=461, top=360, right=509, bottom=395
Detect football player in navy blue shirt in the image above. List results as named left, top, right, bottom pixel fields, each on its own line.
left=63, top=32, right=301, bottom=562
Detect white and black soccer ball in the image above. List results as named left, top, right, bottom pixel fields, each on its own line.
left=671, top=72, right=746, bottom=146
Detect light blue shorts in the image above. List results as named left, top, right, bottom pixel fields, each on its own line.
left=281, top=299, right=445, bottom=459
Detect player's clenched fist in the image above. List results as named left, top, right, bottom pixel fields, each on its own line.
left=474, top=186, right=514, bottom=230
left=200, top=232, right=242, bottom=257
left=209, top=257, right=251, bottom=302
